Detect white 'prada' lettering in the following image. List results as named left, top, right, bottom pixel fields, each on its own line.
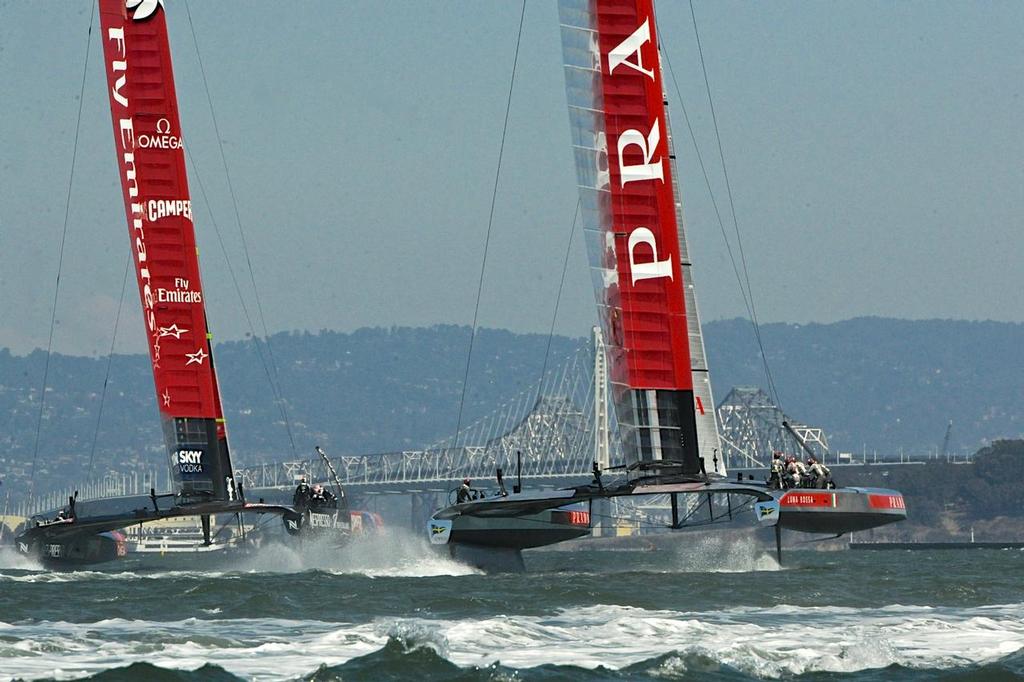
left=627, top=228, right=674, bottom=284
left=617, top=119, right=664, bottom=186
left=607, top=19, right=654, bottom=80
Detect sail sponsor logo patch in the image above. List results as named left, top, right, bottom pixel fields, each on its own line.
left=127, top=0, right=163, bottom=21
left=147, top=199, right=192, bottom=222
left=137, top=118, right=183, bottom=150
left=158, top=278, right=203, bottom=304
left=104, top=26, right=157, bottom=337
left=605, top=16, right=673, bottom=287
left=176, top=449, right=204, bottom=473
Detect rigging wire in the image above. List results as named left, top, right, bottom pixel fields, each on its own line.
left=183, top=0, right=298, bottom=457
left=534, top=200, right=581, bottom=401
left=686, top=0, right=781, bottom=407
left=451, top=0, right=528, bottom=453
left=185, top=151, right=297, bottom=454
left=661, top=46, right=777, bottom=404
left=85, top=250, right=133, bottom=482
left=27, top=3, right=96, bottom=500
left=661, top=48, right=755, bottom=338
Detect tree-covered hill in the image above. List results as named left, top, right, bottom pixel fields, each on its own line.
left=2, top=318, right=1023, bottom=498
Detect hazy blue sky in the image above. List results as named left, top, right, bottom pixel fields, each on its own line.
left=1, top=1, right=1022, bottom=355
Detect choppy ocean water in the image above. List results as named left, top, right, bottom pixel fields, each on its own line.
left=1, top=531, right=1022, bottom=681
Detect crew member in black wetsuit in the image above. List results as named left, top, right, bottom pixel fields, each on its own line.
left=293, top=478, right=311, bottom=510
left=456, top=478, right=476, bottom=503
left=321, top=487, right=338, bottom=508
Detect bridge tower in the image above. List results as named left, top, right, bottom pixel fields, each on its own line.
left=591, top=326, right=614, bottom=537
left=592, top=326, right=610, bottom=471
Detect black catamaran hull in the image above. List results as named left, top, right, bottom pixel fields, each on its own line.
left=15, top=497, right=348, bottom=567
left=21, top=531, right=127, bottom=568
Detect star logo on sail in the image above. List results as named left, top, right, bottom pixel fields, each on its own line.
left=151, top=333, right=162, bottom=369
left=126, top=0, right=164, bottom=21
left=162, top=389, right=171, bottom=407
left=185, top=348, right=208, bottom=366
left=158, top=324, right=189, bottom=340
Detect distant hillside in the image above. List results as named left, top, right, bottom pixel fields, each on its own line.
left=838, top=439, right=1024, bottom=542
left=705, top=317, right=1024, bottom=457
left=0, top=326, right=583, bottom=496
left=1, top=318, right=1023, bottom=497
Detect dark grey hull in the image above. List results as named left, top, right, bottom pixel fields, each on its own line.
left=445, top=510, right=591, bottom=549
left=775, top=487, right=907, bottom=534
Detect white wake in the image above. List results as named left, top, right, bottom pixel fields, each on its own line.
left=2, top=603, right=1023, bottom=680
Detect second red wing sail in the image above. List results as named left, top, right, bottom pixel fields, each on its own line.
left=98, top=0, right=235, bottom=501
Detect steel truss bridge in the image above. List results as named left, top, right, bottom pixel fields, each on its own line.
left=24, top=330, right=846, bottom=516
left=716, top=386, right=832, bottom=468
left=239, top=339, right=610, bottom=497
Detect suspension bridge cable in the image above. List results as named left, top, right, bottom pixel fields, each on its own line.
left=451, top=0, right=527, bottom=453
left=687, top=0, right=781, bottom=406
left=86, top=250, right=132, bottom=482
left=28, top=4, right=96, bottom=500
left=183, top=0, right=298, bottom=456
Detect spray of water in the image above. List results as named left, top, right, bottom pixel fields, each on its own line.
left=671, top=532, right=780, bottom=573
left=0, top=546, right=41, bottom=571
left=234, top=527, right=481, bottom=577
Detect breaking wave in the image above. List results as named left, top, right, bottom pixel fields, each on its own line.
left=3, top=603, right=1024, bottom=680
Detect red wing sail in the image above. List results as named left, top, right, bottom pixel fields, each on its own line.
left=560, top=0, right=714, bottom=477
left=98, top=0, right=235, bottom=501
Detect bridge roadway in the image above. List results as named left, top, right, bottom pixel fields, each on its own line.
left=238, top=457, right=601, bottom=498
left=238, top=459, right=904, bottom=499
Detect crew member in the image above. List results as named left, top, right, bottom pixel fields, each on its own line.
left=786, top=456, right=808, bottom=488
left=310, top=484, right=327, bottom=508
left=322, top=487, right=338, bottom=508
left=806, top=456, right=832, bottom=489
left=457, top=478, right=476, bottom=504
left=768, top=451, right=785, bottom=489
left=293, top=477, right=311, bottom=509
